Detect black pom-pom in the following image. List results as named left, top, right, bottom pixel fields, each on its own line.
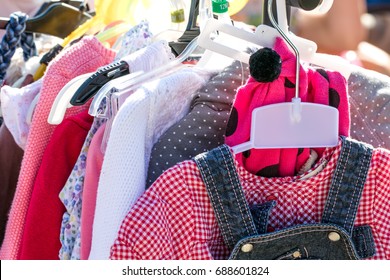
left=249, top=48, right=282, bottom=83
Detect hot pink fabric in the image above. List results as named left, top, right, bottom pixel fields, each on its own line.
left=0, top=36, right=115, bottom=260
left=225, top=37, right=350, bottom=177
left=80, top=123, right=106, bottom=260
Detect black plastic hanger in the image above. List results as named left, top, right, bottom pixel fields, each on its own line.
left=0, top=1, right=92, bottom=39
left=69, top=60, right=130, bottom=106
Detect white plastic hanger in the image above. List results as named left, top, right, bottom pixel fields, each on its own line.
left=197, top=0, right=351, bottom=79
left=88, top=0, right=221, bottom=117
left=47, top=73, right=93, bottom=124
left=88, top=37, right=199, bottom=116
left=231, top=0, right=339, bottom=154
left=27, top=72, right=92, bottom=125
left=46, top=41, right=159, bottom=125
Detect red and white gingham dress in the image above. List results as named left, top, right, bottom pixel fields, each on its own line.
left=110, top=141, right=390, bottom=260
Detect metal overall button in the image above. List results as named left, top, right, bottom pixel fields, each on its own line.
left=241, top=243, right=254, bottom=253
left=292, top=250, right=302, bottom=258
left=328, top=232, right=341, bottom=242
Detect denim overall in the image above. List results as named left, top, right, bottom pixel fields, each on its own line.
left=193, top=138, right=376, bottom=260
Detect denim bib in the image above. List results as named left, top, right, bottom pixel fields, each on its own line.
left=193, top=138, right=376, bottom=260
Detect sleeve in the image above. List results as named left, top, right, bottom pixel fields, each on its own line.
left=110, top=164, right=196, bottom=260
left=348, top=69, right=390, bottom=150
left=373, top=148, right=390, bottom=259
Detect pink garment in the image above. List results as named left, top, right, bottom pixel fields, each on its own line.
left=80, top=123, right=106, bottom=260
left=225, top=37, right=350, bottom=177
left=0, top=36, right=116, bottom=260
left=19, top=109, right=93, bottom=260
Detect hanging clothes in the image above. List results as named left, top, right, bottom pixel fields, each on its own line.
left=109, top=138, right=390, bottom=260
left=80, top=122, right=106, bottom=260
left=89, top=67, right=215, bottom=260
left=225, top=37, right=350, bottom=177
left=59, top=116, right=106, bottom=261
left=0, top=36, right=116, bottom=260
left=1, top=2, right=390, bottom=261
left=58, top=38, right=172, bottom=261
left=0, top=79, right=41, bottom=247
left=146, top=58, right=390, bottom=189
left=193, top=140, right=375, bottom=260
left=146, top=58, right=250, bottom=188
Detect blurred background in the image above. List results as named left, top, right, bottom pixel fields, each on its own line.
left=2, top=0, right=390, bottom=75
left=231, top=0, right=390, bottom=76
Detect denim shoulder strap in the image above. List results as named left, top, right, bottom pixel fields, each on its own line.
left=321, top=137, right=374, bottom=236
left=193, top=145, right=258, bottom=249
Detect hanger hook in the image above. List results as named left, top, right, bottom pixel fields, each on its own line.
left=79, top=0, right=89, bottom=13
left=267, top=0, right=300, bottom=99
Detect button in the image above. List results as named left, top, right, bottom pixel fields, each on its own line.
left=328, top=232, right=341, bottom=242
left=241, top=243, right=253, bottom=253
left=292, top=251, right=301, bottom=259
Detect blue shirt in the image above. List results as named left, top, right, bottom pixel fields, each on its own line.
left=366, top=0, right=390, bottom=10
left=367, top=0, right=390, bottom=5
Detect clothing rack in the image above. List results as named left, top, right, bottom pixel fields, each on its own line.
left=0, top=0, right=389, bottom=264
